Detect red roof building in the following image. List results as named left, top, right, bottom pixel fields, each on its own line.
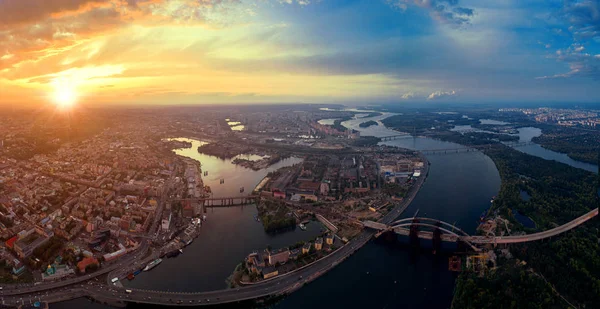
left=77, top=257, right=99, bottom=273
left=5, top=235, right=17, bottom=249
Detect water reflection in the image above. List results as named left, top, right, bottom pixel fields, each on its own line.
left=277, top=110, right=500, bottom=309
left=480, top=119, right=510, bottom=125
left=317, top=118, right=338, bottom=125
left=512, top=210, right=536, bottom=228
left=512, top=127, right=597, bottom=173
left=167, top=137, right=302, bottom=197
left=119, top=138, right=324, bottom=293
left=227, top=120, right=245, bottom=131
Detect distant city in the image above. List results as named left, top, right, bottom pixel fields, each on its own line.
left=500, top=107, right=600, bottom=128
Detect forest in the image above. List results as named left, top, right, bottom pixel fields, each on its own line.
left=472, top=144, right=600, bottom=308
left=383, top=112, right=599, bottom=308
left=531, top=126, right=600, bottom=164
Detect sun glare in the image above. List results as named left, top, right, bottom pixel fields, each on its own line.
left=52, top=78, right=77, bottom=109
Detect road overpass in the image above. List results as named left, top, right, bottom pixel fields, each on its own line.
left=466, top=207, right=598, bottom=244
left=363, top=207, right=599, bottom=246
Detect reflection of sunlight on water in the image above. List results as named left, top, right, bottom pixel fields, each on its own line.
left=227, top=120, right=245, bottom=131
left=164, top=137, right=303, bottom=197
left=233, top=154, right=269, bottom=161
left=317, top=118, right=338, bottom=125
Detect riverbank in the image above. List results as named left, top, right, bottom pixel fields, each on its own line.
left=230, top=146, right=431, bottom=292
left=451, top=143, right=599, bottom=308
left=53, top=111, right=499, bottom=309
left=376, top=111, right=599, bottom=308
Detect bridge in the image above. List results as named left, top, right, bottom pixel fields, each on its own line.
left=363, top=207, right=598, bottom=247
left=419, top=141, right=536, bottom=155
left=175, top=195, right=259, bottom=207
left=380, top=133, right=411, bottom=141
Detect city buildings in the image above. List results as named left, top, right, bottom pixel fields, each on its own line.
left=267, top=248, right=290, bottom=265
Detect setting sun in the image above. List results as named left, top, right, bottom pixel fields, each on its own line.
left=52, top=78, right=77, bottom=109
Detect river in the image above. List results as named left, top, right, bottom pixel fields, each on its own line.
left=52, top=112, right=593, bottom=309
left=512, top=127, right=597, bottom=173
left=274, top=115, right=501, bottom=309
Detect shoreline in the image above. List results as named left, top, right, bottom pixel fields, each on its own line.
left=41, top=148, right=430, bottom=307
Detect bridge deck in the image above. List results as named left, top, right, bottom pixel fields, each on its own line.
left=365, top=208, right=599, bottom=245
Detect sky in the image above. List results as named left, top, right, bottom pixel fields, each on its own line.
left=0, top=0, right=599, bottom=107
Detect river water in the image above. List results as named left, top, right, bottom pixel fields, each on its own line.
left=275, top=116, right=501, bottom=309
left=120, top=138, right=329, bottom=293
left=512, top=127, right=597, bottom=173
left=52, top=113, right=594, bottom=309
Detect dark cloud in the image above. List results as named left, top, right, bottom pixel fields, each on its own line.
left=388, top=0, right=475, bottom=27
left=561, top=0, right=600, bottom=40
left=453, top=7, right=473, bottom=16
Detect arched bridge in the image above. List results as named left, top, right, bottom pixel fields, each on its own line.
left=363, top=208, right=598, bottom=247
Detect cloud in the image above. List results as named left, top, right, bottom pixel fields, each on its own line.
left=560, top=0, right=600, bottom=40
left=387, top=0, right=475, bottom=27
left=427, top=90, right=456, bottom=100
left=278, top=0, right=310, bottom=5
left=536, top=45, right=600, bottom=79
left=401, top=92, right=415, bottom=99
left=0, top=0, right=109, bottom=28
left=0, top=0, right=306, bottom=72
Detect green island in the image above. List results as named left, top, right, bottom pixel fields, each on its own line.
left=383, top=112, right=599, bottom=309
left=358, top=120, right=378, bottom=128
left=257, top=198, right=297, bottom=233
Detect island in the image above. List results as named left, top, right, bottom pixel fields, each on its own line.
left=358, top=120, right=378, bottom=128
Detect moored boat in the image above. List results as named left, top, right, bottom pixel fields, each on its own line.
left=143, top=258, right=163, bottom=271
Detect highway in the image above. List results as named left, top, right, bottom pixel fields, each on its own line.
left=0, top=155, right=429, bottom=307
left=365, top=206, right=598, bottom=247
left=466, top=207, right=599, bottom=244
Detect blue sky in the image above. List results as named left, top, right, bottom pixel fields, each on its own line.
left=1, top=0, right=599, bottom=105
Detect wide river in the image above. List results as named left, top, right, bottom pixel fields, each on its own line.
left=52, top=112, right=596, bottom=309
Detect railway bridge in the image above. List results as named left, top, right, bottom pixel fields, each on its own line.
left=380, top=133, right=411, bottom=141
left=175, top=195, right=259, bottom=207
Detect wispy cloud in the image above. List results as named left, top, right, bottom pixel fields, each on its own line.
left=540, top=0, right=600, bottom=80
left=401, top=92, right=415, bottom=99
left=560, top=0, right=600, bottom=40
left=387, top=0, right=475, bottom=27
left=537, top=45, right=600, bottom=79
left=427, top=90, right=456, bottom=100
